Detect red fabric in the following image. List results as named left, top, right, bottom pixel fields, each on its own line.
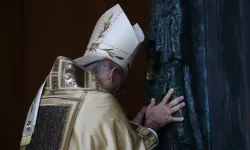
left=104, top=57, right=110, bottom=60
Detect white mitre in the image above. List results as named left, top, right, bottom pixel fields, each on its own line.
left=74, top=4, right=144, bottom=75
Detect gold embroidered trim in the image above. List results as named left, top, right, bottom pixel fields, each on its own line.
left=39, top=98, right=77, bottom=149
left=45, top=56, right=103, bottom=91
left=129, top=121, right=158, bottom=150
left=64, top=92, right=88, bottom=150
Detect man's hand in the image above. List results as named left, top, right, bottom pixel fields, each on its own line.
left=145, top=88, right=185, bottom=131
left=132, top=106, right=146, bottom=125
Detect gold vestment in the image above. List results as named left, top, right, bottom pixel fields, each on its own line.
left=20, top=56, right=158, bottom=150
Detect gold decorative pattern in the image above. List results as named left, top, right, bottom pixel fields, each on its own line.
left=129, top=121, right=158, bottom=150
left=137, top=127, right=158, bottom=149
left=39, top=97, right=87, bottom=150
left=89, top=14, right=113, bottom=52
left=101, top=48, right=124, bottom=60
left=89, top=43, right=100, bottom=51
left=98, top=14, right=113, bottom=38
left=43, top=56, right=104, bottom=93
left=89, top=14, right=124, bottom=60
left=63, top=63, right=78, bottom=88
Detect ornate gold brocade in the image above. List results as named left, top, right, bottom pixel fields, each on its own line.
left=130, top=122, right=158, bottom=150
left=44, top=56, right=103, bottom=95
left=41, top=57, right=105, bottom=149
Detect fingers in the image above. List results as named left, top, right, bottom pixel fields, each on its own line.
left=133, top=106, right=146, bottom=124
left=170, top=102, right=185, bottom=114
left=148, top=98, right=156, bottom=108
left=167, top=96, right=184, bottom=108
left=161, top=88, right=174, bottom=104
left=137, top=106, right=146, bottom=116
left=170, top=116, right=184, bottom=122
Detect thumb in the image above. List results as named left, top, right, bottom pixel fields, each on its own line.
left=135, top=106, right=146, bottom=119
left=148, top=98, right=156, bottom=108
left=138, top=106, right=146, bottom=116
left=133, top=106, right=146, bottom=124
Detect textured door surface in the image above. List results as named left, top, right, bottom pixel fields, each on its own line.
left=205, top=0, right=250, bottom=149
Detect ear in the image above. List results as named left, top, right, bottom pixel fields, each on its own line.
left=109, top=67, right=118, bottom=84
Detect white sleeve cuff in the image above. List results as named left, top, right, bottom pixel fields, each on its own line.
left=147, top=128, right=159, bottom=142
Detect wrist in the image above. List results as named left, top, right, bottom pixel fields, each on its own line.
left=145, top=119, right=160, bottom=132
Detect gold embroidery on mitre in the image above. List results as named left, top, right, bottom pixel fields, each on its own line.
left=89, top=14, right=113, bottom=52
left=101, top=48, right=124, bottom=60
left=89, top=43, right=100, bottom=51
left=88, top=14, right=124, bottom=60
left=98, top=13, right=113, bottom=39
